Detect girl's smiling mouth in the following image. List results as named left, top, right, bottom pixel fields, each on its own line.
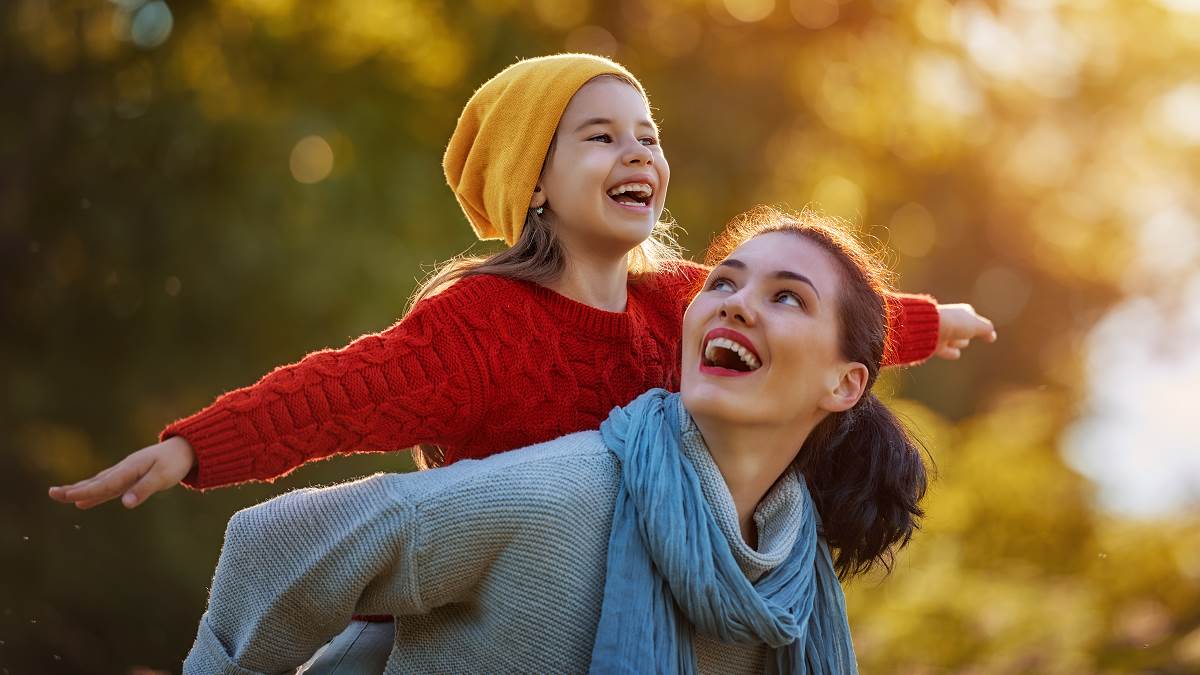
left=700, top=327, right=762, bottom=376
left=605, top=176, right=656, bottom=211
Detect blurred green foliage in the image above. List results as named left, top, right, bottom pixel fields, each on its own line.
left=3, top=0, right=1198, bottom=672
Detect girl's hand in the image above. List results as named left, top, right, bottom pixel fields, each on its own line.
left=47, top=436, right=195, bottom=509
left=935, top=303, right=997, bottom=360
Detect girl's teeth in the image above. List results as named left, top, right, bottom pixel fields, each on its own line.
left=606, top=182, right=653, bottom=198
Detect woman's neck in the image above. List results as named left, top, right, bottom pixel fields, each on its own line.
left=690, top=414, right=817, bottom=548
left=544, top=248, right=631, bottom=312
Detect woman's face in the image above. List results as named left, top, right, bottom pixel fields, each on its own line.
left=535, top=77, right=669, bottom=258
left=681, top=231, right=864, bottom=429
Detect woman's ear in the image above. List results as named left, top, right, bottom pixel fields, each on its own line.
left=820, top=362, right=869, bottom=413
left=529, top=185, right=547, bottom=209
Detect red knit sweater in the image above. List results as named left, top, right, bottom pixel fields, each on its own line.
left=162, top=262, right=939, bottom=489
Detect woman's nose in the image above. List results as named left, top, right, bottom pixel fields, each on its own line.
left=720, top=293, right=756, bottom=325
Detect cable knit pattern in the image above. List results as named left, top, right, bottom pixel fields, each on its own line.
left=184, top=416, right=818, bottom=674
left=162, top=262, right=938, bottom=489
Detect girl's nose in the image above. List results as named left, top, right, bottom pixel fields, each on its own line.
left=621, top=137, right=653, bottom=166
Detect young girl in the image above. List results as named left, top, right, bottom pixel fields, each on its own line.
left=185, top=207, right=927, bottom=674
left=48, top=53, right=991, bottom=508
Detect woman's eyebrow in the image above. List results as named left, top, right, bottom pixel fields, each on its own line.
left=715, top=259, right=821, bottom=300
left=774, top=270, right=821, bottom=300
left=573, top=117, right=658, bottom=133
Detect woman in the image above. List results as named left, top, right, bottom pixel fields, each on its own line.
left=184, top=207, right=928, bottom=674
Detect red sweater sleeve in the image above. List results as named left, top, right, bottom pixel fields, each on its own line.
left=883, top=293, right=940, bottom=366
left=661, top=263, right=939, bottom=367
left=161, top=288, right=488, bottom=490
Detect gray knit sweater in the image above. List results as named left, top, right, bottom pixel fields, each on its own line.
left=184, top=404, right=810, bottom=674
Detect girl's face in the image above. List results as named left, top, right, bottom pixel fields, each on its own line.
left=680, top=231, right=867, bottom=430
left=535, top=77, right=669, bottom=259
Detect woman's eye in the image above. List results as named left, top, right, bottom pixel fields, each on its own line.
left=709, top=278, right=734, bottom=292
left=776, top=291, right=805, bottom=309
left=588, top=134, right=612, bottom=143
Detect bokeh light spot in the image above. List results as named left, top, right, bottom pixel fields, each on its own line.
left=646, top=12, right=701, bottom=57
left=290, top=135, right=334, bottom=184
left=811, top=175, right=865, bottom=221
left=972, top=265, right=1031, bottom=326
left=532, top=0, right=588, bottom=30
left=724, top=0, right=776, bottom=23
left=1154, top=83, right=1200, bottom=145
left=565, top=25, right=618, bottom=57
left=130, top=1, right=173, bottom=49
left=791, top=0, right=839, bottom=29
left=889, top=202, right=937, bottom=258
left=1155, top=0, right=1200, bottom=12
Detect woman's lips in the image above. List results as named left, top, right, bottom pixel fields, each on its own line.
left=699, top=327, right=762, bottom=377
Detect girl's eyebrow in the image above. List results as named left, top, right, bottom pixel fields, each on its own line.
left=573, top=117, right=658, bottom=132
left=716, top=258, right=821, bottom=300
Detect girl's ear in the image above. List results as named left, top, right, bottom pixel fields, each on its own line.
left=820, top=362, right=868, bottom=413
left=529, top=185, right=547, bottom=209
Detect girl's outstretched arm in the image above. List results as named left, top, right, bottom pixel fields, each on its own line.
left=930, top=302, right=997, bottom=360
left=884, top=295, right=996, bottom=365
left=49, top=283, right=490, bottom=508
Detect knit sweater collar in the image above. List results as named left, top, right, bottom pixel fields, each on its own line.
left=519, top=276, right=650, bottom=339
left=675, top=398, right=806, bottom=584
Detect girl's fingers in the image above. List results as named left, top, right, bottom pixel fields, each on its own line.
left=64, top=461, right=145, bottom=505
left=53, top=463, right=122, bottom=497
left=934, top=346, right=961, bottom=360
left=50, top=472, right=105, bottom=497
left=975, top=316, right=996, bottom=339
left=73, top=496, right=112, bottom=510
left=121, top=468, right=166, bottom=509
left=950, top=338, right=971, bottom=349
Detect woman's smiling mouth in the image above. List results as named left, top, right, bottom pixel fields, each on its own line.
left=700, top=328, right=762, bottom=376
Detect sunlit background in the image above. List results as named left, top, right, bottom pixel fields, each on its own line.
left=4, top=0, right=1199, bottom=672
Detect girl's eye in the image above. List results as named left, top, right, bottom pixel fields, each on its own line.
left=776, top=291, right=805, bottom=309
left=588, top=134, right=612, bottom=143
left=709, top=278, right=734, bottom=292
left=640, top=137, right=658, bottom=146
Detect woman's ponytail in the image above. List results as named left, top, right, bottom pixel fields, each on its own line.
left=799, top=393, right=927, bottom=579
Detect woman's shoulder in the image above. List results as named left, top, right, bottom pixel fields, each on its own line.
left=397, top=431, right=621, bottom=520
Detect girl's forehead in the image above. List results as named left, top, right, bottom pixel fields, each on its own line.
left=560, top=78, right=655, bottom=127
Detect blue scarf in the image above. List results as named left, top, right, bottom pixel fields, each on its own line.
left=588, top=389, right=857, bottom=674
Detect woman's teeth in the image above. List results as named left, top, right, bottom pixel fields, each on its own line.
left=703, top=337, right=760, bottom=371
left=607, top=182, right=653, bottom=205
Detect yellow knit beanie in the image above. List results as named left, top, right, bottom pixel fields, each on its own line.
left=443, top=53, right=649, bottom=246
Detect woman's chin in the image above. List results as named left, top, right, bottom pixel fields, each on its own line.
left=681, top=385, right=762, bottom=426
